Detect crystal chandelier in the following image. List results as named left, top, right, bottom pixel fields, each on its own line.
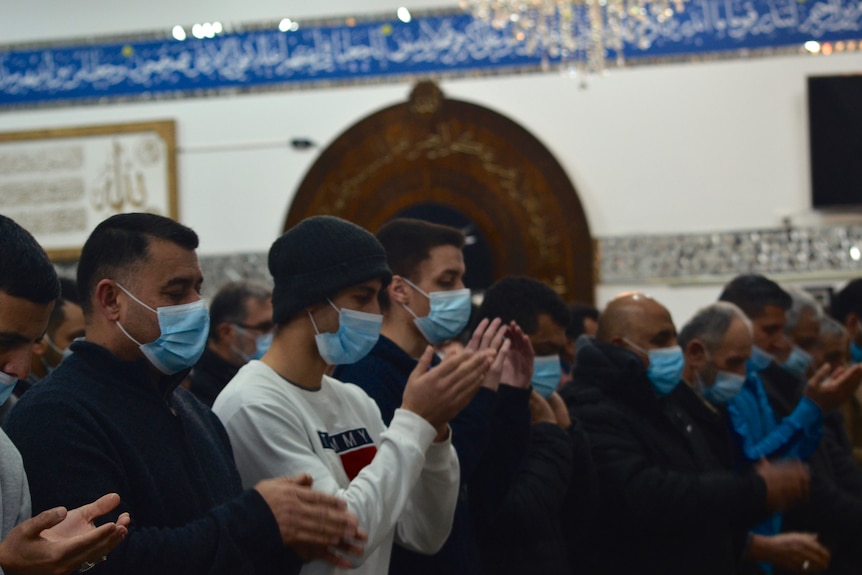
left=460, top=0, right=690, bottom=76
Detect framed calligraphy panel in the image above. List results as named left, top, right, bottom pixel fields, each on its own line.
left=0, top=120, right=177, bottom=261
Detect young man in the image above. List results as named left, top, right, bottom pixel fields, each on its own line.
left=5, top=213, right=360, bottom=575
left=0, top=214, right=129, bottom=574
left=471, top=276, right=581, bottom=575
left=333, top=218, right=510, bottom=575
left=189, top=281, right=274, bottom=407
left=214, top=216, right=494, bottom=575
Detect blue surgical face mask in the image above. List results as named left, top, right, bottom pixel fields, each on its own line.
left=232, top=325, right=273, bottom=362
left=625, top=339, right=684, bottom=396
left=746, top=345, right=774, bottom=374
left=0, top=370, right=17, bottom=405
left=402, top=278, right=471, bottom=345
left=309, top=300, right=382, bottom=366
left=700, top=369, right=747, bottom=405
left=782, top=346, right=813, bottom=379
left=41, top=333, right=74, bottom=373
left=115, top=284, right=210, bottom=375
left=532, top=355, right=562, bottom=398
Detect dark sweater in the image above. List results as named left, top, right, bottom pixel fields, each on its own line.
left=334, top=335, right=494, bottom=575
left=189, top=347, right=242, bottom=408
left=4, top=340, right=300, bottom=575
left=759, top=363, right=862, bottom=574
left=335, top=335, right=575, bottom=575
left=561, top=340, right=768, bottom=575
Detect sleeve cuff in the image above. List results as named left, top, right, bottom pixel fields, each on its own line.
left=792, top=396, right=824, bottom=429
left=387, top=408, right=438, bottom=453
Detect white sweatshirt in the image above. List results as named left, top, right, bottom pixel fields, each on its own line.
left=212, top=361, right=459, bottom=575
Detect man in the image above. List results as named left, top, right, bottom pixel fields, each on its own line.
left=470, top=276, right=582, bottom=575
left=27, top=278, right=84, bottom=386
left=214, top=216, right=493, bottom=575
left=0, top=278, right=85, bottom=423
left=676, top=302, right=831, bottom=574
left=189, top=281, right=273, bottom=407
left=5, top=213, right=362, bottom=575
left=779, top=288, right=822, bottom=379
left=0, top=214, right=129, bottom=574
left=561, top=292, right=810, bottom=575
left=332, top=218, right=509, bottom=575
left=830, top=278, right=862, bottom=363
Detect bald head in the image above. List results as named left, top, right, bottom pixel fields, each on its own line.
left=598, top=292, right=677, bottom=365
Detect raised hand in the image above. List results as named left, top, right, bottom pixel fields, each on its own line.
left=805, top=363, right=862, bottom=413
left=466, top=318, right=510, bottom=392
left=402, top=346, right=495, bottom=439
left=500, top=322, right=534, bottom=389
left=0, top=493, right=128, bottom=575
left=545, top=392, right=572, bottom=429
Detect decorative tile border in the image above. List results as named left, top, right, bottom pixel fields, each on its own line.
left=599, top=225, right=862, bottom=284
left=54, top=224, right=862, bottom=293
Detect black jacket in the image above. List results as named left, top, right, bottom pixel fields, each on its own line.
left=759, top=363, right=862, bottom=573
left=4, top=341, right=299, bottom=575
left=188, top=347, right=241, bottom=408
left=560, top=340, right=768, bottom=575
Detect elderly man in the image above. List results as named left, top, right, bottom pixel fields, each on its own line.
left=676, top=302, right=831, bottom=574
left=189, top=281, right=274, bottom=407
left=561, top=292, right=810, bottom=575
left=5, top=213, right=361, bottom=575
left=0, top=214, right=129, bottom=574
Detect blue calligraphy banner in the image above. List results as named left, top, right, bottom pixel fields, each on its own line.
left=2, top=0, right=862, bottom=108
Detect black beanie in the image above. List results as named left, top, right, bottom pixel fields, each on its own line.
left=269, top=216, right=392, bottom=324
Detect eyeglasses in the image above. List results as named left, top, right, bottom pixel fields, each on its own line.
left=233, top=322, right=274, bottom=334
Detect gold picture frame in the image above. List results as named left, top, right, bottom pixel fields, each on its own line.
left=0, top=120, right=177, bottom=261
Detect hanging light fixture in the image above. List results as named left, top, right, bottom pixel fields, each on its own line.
left=460, top=0, right=690, bottom=76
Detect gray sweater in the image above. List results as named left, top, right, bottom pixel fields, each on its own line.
left=0, top=427, right=31, bottom=575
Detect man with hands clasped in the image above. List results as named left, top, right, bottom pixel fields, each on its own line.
left=214, top=216, right=494, bottom=575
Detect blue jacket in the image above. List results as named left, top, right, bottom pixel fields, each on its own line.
left=727, top=370, right=823, bottom=464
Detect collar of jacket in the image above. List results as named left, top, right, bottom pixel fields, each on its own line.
left=368, top=334, right=442, bottom=374
left=67, top=339, right=190, bottom=401
left=569, top=339, right=660, bottom=411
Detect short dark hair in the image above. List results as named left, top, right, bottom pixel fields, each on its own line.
left=376, top=218, right=465, bottom=310
left=476, top=276, right=569, bottom=335
left=830, top=278, right=862, bottom=324
left=47, top=278, right=82, bottom=335
left=566, top=302, right=599, bottom=338
left=208, top=281, right=272, bottom=341
left=0, top=215, right=60, bottom=304
left=718, top=274, right=791, bottom=320
left=77, top=213, right=198, bottom=315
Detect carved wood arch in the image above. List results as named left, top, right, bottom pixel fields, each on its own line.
left=286, top=81, right=594, bottom=303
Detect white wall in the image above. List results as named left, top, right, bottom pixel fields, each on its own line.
left=4, top=1, right=862, bottom=321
